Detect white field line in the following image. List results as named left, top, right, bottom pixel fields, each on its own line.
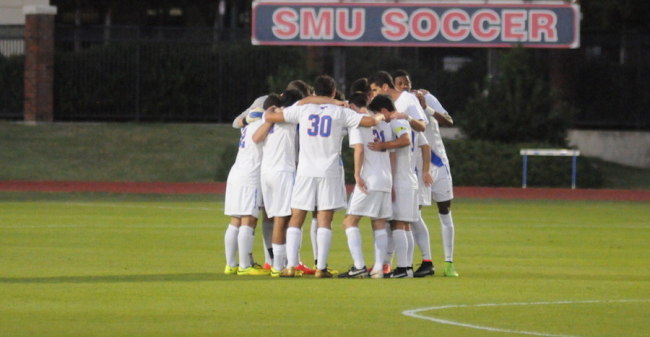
left=0, top=223, right=217, bottom=229
left=61, top=202, right=216, bottom=211
left=402, top=299, right=650, bottom=337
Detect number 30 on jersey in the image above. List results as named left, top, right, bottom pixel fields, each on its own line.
left=306, top=114, right=332, bottom=137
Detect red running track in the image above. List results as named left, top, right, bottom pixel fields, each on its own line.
left=0, top=181, right=649, bottom=202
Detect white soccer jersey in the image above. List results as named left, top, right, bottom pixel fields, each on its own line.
left=395, top=91, right=427, bottom=186
left=395, top=91, right=427, bottom=123
left=260, top=115, right=298, bottom=173
left=348, top=117, right=392, bottom=192
left=423, top=93, right=450, bottom=167
left=283, top=104, right=363, bottom=178
left=227, top=120, right=264, bottom=186
left=390, top=119, right=418, bottom=190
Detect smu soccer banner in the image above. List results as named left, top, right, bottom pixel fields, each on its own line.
left=252, top=2, right=580, bottom=49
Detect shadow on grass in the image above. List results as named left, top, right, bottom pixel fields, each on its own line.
left=0, top=273, right=280, bottom=284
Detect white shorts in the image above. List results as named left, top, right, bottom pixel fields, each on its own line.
left=391, top=185, right=419, bottom=222
left=346, top=186, right=392, bottom=219
left=261, top=170, right=294, bottom=217
left=224, top=183, right=262, bottom=218
left=291, top=175, right=346, bottom=211
left=431, top=165, right=454, bottom=202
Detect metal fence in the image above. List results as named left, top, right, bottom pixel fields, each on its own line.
left=2, top=24, right=649, bottom=129
left=53, top=25, right=251, bottom=122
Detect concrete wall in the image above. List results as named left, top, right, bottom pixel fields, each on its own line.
left=568, top=129, right=650, bottom=169
left=0, top=0, right=49, bottom=25
left=441, top=128, right=650, bottom=168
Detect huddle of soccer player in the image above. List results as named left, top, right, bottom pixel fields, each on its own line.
left=223, top=71, right=458, bottom=279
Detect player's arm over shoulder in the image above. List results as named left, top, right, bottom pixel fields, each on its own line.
left=263, top=106, right=286, bottom=123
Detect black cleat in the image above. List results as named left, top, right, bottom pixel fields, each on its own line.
left=389, top=267, right=414, bottom=278
left=338, top=266, right=369, bottom=278
left=413, top=261, right=435, bottom=278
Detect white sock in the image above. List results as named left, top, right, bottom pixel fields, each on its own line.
left=412, top=213, right=432, bottom=261
left=439, top=211, right=455, bottom=262
left=373, top=229, right=388, bottom=272
left=384, top=226, right=394, bottom=265
left=237, top=226, right=255, bottom=269
left=272, top=243, right=286, bottom=271
left=224, top=224, right=239, bottom=267
left=406, top=229, right=415, bottom=267
left=392, top=229, right=408, bottom=268
left=262, top=218, right=273, bottom=265
left=316, top=227, right=332, bottom=270
left=286, top=227, right=302, bottom=268
left=310, top=218, right=318, bottom=264
left=345, top=227, right=365, bottom=269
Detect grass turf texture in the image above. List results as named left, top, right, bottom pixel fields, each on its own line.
left=1, top=192, right=648, bottom=337
left=0, top=122, right=239, bottom=182
left=2, top=121, right=650, bottom=189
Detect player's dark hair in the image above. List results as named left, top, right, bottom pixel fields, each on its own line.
left=280, top=89, right=304, bottom=107
left=348, top=92, right=368, bottom=108
left=286, top=80, right=312, bottom=97
left=392, top=69, right=410, bottom=80
left=263, top=93, right=282, bottom=109
left=368, top=71, right=395, bottom=89
left=313, top=75, right=337, bottom=97
left=367, top=94, right=395, bottom=113
left=349, top=77, right=370, bottom=96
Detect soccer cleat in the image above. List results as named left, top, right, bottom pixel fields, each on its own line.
left=224, top=265, right=238, bottom=275
left=263, top=263, right=272, bottom=270
left=444, top=261, right=459, bottom=277
left=369, top=268, right=384, bottom=279
left=279, top=267, right=303, bottom=278
left=296, top=263, right=316, bottom=275
left=326, top=267, right=339, bottom=275
left=338, top=266, right=369, bottom=279
left=413, top=261, right=435, bottom=278
left=315, top=268, right=333, bottom=278
left=312, top=265, right=339, bottom=275
left=390, top=267, right=414, bottom=278
left=369, top=264, right=392, bottom=278
left=270, top=267, right=281, bottom=278
left=237, top=266, right=271, bottom=276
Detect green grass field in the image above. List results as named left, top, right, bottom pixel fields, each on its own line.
left=2, top=121, right=650, bottom=189
left=1, top=192, right=648, bottom=337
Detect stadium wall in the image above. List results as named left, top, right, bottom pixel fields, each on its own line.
left=568, top=130, right=650, bottom=169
